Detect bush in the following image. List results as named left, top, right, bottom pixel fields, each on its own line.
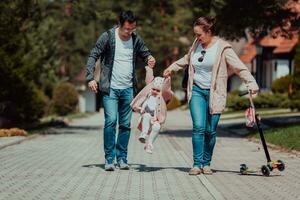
left=281, top=99, right=300, bottom=111
left=52, top=82, right=78, bottom=116
left=253, top=93, right=288, bottom=108
left=271, top=75, right=293, bottom=93
left=0, top=69, right=48, bottom=127
left=226, top=92, right=249, bottom=110
left=0, top=128, right=27, bottom=137
left=226, top=91, right=289, bottom=111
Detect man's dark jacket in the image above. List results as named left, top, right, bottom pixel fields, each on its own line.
left=86, top=26, right=152, bottom=95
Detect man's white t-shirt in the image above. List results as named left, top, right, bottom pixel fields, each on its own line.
left=110, top=28, right=134, bottom=89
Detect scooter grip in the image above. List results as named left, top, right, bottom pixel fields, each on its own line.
left=239, top=90, right=249, bottom=96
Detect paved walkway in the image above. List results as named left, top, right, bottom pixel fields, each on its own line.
left=0, top=109, right=300, bottom=200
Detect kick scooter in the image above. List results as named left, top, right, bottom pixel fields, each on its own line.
left=239, top=91, right=285, bottom=176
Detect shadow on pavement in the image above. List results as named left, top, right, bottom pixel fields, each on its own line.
left=37, top=125, right=103, bottom=135
left=82, top=163, right=190, bottom=173
left=161, top=128, right=243, bottom=138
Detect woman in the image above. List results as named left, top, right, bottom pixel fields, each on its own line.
left=163, top=16, right=259, bottom=175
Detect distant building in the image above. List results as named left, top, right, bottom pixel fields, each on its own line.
left=230, top=31, right=298, bottom=91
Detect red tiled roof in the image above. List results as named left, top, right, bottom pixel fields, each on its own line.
left=240, top=42, right=257, bottom=63
left=273, top=34, right=299, bottom=53
left=259, top=34, right=285, bottom=47
left=240, top=31, right=298, bottom=63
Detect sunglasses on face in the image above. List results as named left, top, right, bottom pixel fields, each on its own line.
left=198, top=50, right=206, bottom=62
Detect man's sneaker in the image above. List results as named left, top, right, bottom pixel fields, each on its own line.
left=144, top=143, right=153, bottom=154
left=118, top=160, right=130, bottom=170
left=202, top=166, right=213, bottom=175
left=104, top=163, right=115, bottom=171
left=188, top=167, right=201, bottom=175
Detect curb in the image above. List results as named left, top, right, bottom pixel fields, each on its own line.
left=0, top=134, right=39, bottom=150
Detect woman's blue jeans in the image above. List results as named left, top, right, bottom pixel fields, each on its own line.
left=102, top=87, right=133, bottom=164
left=189, top=85, right=220, bottom=168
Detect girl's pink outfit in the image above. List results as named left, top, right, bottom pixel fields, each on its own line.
left=130, top=66, right=173, bottom=153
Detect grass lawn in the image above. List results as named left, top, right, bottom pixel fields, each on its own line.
left=251, top=125, right=300, bottom=151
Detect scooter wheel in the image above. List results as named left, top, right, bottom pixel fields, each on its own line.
left=240, top=164, right=248, bottom=174
left=277, top=160, right=285, bottom=171
left=261, top=165, right=270, bottom=176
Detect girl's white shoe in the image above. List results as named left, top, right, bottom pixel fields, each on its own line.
left=144, top=143, right=153, bottom=154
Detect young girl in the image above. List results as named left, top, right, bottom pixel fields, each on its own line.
left=131, top=66, right=172, bottom=153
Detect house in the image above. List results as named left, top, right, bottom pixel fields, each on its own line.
left=230, top=31, right=298, bottom=91
left=230, top=0, right=300, bottom=91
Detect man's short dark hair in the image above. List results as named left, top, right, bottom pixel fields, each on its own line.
left=119, top=10, right=137, bottom=26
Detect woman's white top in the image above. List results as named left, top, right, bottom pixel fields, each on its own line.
left=192, top=40, right=219, bottom=89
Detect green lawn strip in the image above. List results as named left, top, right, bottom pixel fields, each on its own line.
left=221, top=109, right=298, bottom=121
left=249, top=125, right=300, bottom=151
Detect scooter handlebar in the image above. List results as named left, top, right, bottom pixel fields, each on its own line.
left=239, top=90, right=249, bottom=97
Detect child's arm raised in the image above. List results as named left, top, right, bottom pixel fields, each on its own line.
left=145, top=66, right=154, bottom=84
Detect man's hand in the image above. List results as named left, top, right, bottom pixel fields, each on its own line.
left=88, top=80, right=98, bottom=93
left=147, top=56, right=156, bottom=68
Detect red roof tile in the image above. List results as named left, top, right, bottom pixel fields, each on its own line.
left=259, top=35, right=285, bottom=47
left=240, top=42, right=257, bottom=63
left=273, top=34, right=299, bottom=53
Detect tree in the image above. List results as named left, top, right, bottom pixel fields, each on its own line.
left=0, top=0, right=47, bottom=127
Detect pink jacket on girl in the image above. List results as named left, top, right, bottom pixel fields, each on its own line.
left=130, top=66, right=173, bottom=131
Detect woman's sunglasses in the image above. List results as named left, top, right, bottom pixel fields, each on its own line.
left=198, top=50, right=206, bottom=62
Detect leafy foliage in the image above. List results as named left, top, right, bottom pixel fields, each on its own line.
left=52, top=82, right=79, bottom=116
left=1, top=0, right=299, bottom=126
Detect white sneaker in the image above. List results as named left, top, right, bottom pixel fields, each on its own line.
left=144, top=144, right=153, bottom=154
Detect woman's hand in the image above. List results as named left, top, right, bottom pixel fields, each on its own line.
left=249, top=89, right=258, bottom=95
left=163, top=68, right=172, bottom=77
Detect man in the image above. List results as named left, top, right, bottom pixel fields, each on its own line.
left=86, top=10, right=156, bottom=171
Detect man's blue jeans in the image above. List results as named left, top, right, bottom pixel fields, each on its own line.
left=102, top=87, right=133, bottom=164
left=189, top=85, right=220, bottom=168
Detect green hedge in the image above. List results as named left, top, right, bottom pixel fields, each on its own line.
left=52, top=82, right=78, bottom=116
left=271, top=75, right=293, bottom=93
left=226, top=91, right=288, bottom=111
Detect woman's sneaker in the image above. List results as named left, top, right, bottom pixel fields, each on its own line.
left=202, top=166, right=213, bottom=175
left=188, top=167, right=201, bottom=175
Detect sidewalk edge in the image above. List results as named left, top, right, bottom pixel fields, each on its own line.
left=0, top=134, right=39, bottom=150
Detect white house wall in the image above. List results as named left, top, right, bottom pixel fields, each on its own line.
left=78, top=94, right=86, bottom=113
left=81, top=91, right=96, bottom=112
left=273, top=59, right=290, bottom=80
